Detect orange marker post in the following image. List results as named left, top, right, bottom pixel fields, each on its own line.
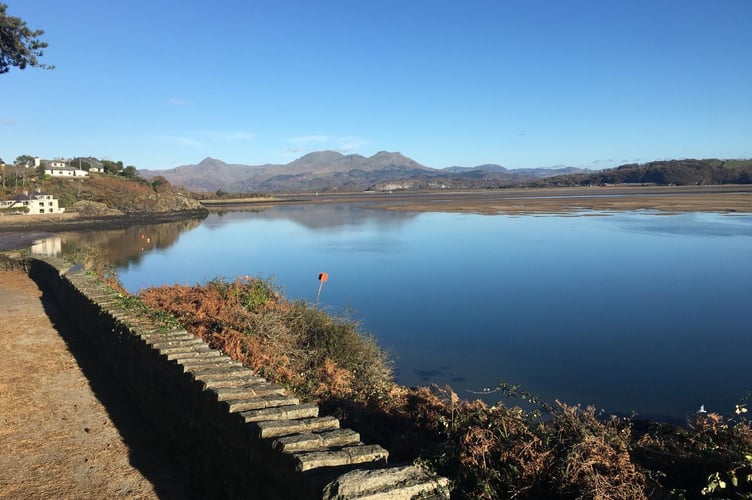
left=315, top=272, right=328, bottom=306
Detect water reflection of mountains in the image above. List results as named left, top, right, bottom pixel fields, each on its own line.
left=60, top=218, right=203, bottom=267
left=207, top=203, right=421, bottom=231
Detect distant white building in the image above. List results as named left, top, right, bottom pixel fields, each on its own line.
left=48, top=159, right=68, bottom=169
left=0, top=192, right=65, bottom=215
left=45, top=166, right=88, bottom=177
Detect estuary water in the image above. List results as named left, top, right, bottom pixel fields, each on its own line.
left=52, top=204, right=752, bottom=420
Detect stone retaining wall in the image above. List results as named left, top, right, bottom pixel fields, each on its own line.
left=20, top=256, right=450, bottom=499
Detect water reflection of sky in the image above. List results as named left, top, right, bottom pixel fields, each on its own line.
left=114, top=207, right=752, bottom=421
left=615, top=211, right=752, bottom=237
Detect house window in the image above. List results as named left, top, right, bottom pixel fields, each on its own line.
left=40, top=209, right=45, bottom=213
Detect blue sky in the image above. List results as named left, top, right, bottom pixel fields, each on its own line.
left=2, top=1, right=751, bottom=170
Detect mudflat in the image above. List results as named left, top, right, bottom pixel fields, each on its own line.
left=377, top=185, right=752, bottom=214
left=205, top=185, right=752, bottom=215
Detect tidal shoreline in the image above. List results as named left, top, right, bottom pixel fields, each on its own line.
left=0, top=209, right=208, bottom=251
left=0, top=209, right=208, bottom=232
left=201, top=185, right=752, bottom=215
left=2, top=186, right=750, bottom=251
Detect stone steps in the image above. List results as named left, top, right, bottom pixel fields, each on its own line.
left=293, top=444, right=389, bottom=472
left=253, top=416, right=341, bottom=439
left=322, top=465, right=451, bottom=499
left=165, top=349, right=221, bottom=362
left=202, top=375, right=267, bottom=390
left=241, top=402, right=320, bottom=423
left=224, top=394, right=300, bottom=413
left=214, top=382, right=287, bottom=401
left=145, top=335, right=204, bottom=348
left=175, top=356, right=243, bottom=372
left=273, top=429, right=361, bottom=453
left=187, top=365, right=259, bottom=381
left=156, top=342, right=212, bottom=353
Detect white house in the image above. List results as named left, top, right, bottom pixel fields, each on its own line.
left=48, top=159, right=68, bottom=168
left=45, top=166, right=88, bottom=177
left=0, top=192, right=66, bottom=215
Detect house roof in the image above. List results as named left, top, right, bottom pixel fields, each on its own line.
left=12, top=192, right=51, bottom=201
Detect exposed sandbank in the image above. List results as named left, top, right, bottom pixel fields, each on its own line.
left=202, top=185, right=752, bottom=215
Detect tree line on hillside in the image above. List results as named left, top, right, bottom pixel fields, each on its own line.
left=0, top=155, right=170, bottom=198
left=533, top=159, right=752, bottom=187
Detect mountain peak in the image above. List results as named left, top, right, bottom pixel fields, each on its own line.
left=197, top=157, right=226, bottom=167
left=297, top=151, right=344, bottom=161
left=371, top=151, right=406, bottom=159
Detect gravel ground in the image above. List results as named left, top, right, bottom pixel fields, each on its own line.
left=0, top=270, right=191, bottom=499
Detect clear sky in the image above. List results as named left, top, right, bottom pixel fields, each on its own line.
left=2, top=1, right=751, bottom=170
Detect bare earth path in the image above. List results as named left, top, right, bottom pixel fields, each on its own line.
left=0, top=270, right=190, bottom=499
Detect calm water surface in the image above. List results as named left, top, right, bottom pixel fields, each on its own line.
left=72, top=205, right=752, bottom=420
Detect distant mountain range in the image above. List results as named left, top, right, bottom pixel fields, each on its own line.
left=139, top=151, right=587, bottom=193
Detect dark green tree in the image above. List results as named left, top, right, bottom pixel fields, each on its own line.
left=101, top=160, right=123, bottom=174
left=14, top=154, right=35, bottom=166
left=0, top=3, right=52, bottom=74
left=122, top=165, right=138, bottom=179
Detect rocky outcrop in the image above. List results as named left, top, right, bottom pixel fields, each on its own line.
left=69, top=200, right=122, bottom=217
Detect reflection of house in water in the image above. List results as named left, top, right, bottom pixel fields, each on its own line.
left=31, top=236, right=62, bottom=256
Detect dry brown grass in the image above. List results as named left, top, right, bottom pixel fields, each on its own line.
left=139, top=277, right=392, bottom=402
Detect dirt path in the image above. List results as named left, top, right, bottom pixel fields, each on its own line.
left=0, top=270, right=191, bottom=499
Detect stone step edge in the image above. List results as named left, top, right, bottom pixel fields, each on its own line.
left=214, top=383, right=287, bottom=401
left=273, top=429, right=361, bottom=453
left=293, top=444, right=389, bottom=472
left=252, top=416, right=341, bottom=439
left=322, top=464, right=451, bottom=499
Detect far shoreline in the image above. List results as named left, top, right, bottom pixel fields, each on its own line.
left=200, top=184, right=752, bottom=215
left=1, top=186, right=750, bottom=249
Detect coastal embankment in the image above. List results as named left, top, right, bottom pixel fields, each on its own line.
left=0, top=209, right=209, bottom=233
left=0, top=255, right=449, bottom=499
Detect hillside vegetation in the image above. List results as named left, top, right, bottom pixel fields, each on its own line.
left=534, top=159, right=752, bottom=188
left=2, top=171, right=206, bottom=216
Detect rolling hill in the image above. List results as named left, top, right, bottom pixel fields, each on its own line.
left=531, top=159, right=752, bottom=187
